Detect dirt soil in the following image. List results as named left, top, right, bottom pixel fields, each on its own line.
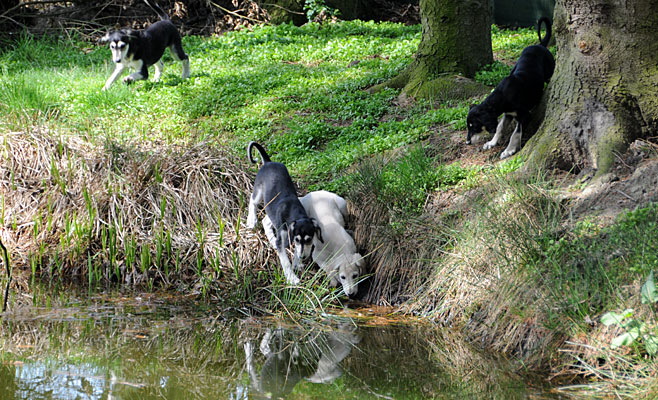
left=568, top=139, right=658, bottom=222
left=436, top=126, right=658, bottom=226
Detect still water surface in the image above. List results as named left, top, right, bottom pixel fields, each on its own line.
left=0, top=292, right=560, bottom=399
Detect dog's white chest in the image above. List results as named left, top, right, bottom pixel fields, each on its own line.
left=120, top=55, right=141, bottom=69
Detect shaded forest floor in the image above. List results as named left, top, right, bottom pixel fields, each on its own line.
left=1, top=0, right=420, bottom=37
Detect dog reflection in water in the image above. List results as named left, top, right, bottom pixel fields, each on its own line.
left=243, top=323, right=360, bottom=398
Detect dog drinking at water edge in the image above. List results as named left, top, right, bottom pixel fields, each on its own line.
left=263, top=191, right=364, bottom=298
left=246, top=141, right=323, bottom=285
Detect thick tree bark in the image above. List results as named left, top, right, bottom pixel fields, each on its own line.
left=523, top=0, right=658, bottom=177
left=369, top=0, right=492, bottom=100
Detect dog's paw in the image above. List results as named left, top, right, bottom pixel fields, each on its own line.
left=123, top=76, right=135, bottom=84
left=483, top=140, right=497, bottom=150
left=500, top=149, right=517, bottom=159
left=287, top=275, right=301, bottom=285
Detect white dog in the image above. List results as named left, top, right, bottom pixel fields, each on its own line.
left=263, top=190, right=364, bottom=297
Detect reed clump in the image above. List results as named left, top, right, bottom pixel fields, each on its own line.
left=1, top=129, right=276, bottom=301
left=345, top=151, right=455, bottom=306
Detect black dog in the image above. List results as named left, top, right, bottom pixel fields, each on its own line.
left=101, top=0, right=190, bottom=90
left=246, top=142, right=323, bottom=285
left=466, top=17, right=555, bottom=159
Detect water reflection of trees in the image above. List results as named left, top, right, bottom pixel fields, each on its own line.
left=0, top=303, right=546, bottom=399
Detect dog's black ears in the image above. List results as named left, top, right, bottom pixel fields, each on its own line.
left=312, top=218, right=324, bottom=243
left=124, top=29, right=137, bottom=39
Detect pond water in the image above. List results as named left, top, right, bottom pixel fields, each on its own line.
left=0, top=292, right=561, bottom=399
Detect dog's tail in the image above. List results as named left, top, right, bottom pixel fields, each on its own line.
left=144, top=0, right=170, bottom=21
left=247, top=141, right=271, bottom=165
left=537, top=17, right=552, bottom=47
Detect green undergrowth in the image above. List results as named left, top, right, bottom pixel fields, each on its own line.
left=1, top=21, right=558, bottom=311
left=0, top=21, right=538, bottom=190
left=535, top=203, right=658, bottom=329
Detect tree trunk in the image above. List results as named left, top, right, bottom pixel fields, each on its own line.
left=523, top=0, right=658, bottom=177
left=369, top=0, right=493, bottom=101
left=262, top=0, right=306, bottom=26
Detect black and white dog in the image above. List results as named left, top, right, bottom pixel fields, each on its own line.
left=246, top=141, right=323, bottom=285
left=466, top=17, right=555, bottom=159
left=100, top=0, right=190, bottom=90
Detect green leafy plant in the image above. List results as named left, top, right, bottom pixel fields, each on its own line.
left=601, top=271, right=658, bottom=355
left=474, top=61, right=511, bottom=86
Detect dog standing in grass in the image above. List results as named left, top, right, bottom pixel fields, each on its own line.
left=466, top=17, right=555, bottom=159
left=246, top=141, right=323, bottom=285
left=101, top=0, right=190, bottom=90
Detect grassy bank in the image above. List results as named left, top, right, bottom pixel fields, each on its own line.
left=1, top=20, right=656, bottom=397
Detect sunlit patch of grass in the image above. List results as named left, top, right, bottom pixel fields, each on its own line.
left=534, top=203, right=658, bottom=325
left=491, top=24, right=539, bottom=63
left=0, top=22, right=539, bottom=187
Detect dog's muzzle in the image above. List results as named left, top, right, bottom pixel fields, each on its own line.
left=296, top=244, right=314, bottom=261
left=302, top=244, right=315, bottom=260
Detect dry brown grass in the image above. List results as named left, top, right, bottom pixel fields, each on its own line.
left=402, top=181, right=564, bottom=368
left=346, top=164, right=567, bottom=369
left=555, top=337, right=658, bottom=398
left=1, top=129, right=277, bottom=301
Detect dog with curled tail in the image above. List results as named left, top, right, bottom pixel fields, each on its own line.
left=246, top=141, right=323, bottom=285
left=466, top=17, right=555, bottom=159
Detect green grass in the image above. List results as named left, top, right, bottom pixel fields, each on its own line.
left=0, top=21, right=539, bottom=190
left=0, top=21, right=547, bottom=310
left=534, top=203, right=658, bottom=328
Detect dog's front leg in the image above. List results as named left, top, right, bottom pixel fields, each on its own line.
left=275, top=229, right=300, bottom=284
left=278, top=250, right=301, bottom=285
left=123, top=61, right=147, bottom=84
left=261, top=216, right=278, bottom=248
left=103, top=64, right=126, bottom=91
left=483, top=114, right=510, bottom=150
left=181, top=58, right=191, bottom=79
left=153, top=60, right=164, bottom=82
left=500, top=122, right=522, bottom=159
